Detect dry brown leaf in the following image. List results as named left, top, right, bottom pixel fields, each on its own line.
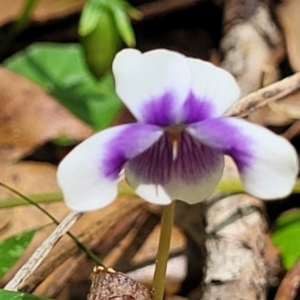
left=276, top=0, right=300, bottom=72
left=0, top=162, right=59, bottom=198
left=0, top=67, right=92, bottom=164
left=269, top=90, right=300, bottom=121
left=0, top=0, right=84, bottom=26
left=0, top=161, right=69, bottom=239
left=246, top=89, right=300, bottom=127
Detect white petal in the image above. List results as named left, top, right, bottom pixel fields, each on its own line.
left=125, top=132, right=224, bottom=205
left=57, top=124, right=162, bottom=211
left=186, top=58, right=240, bottom=117
left=187, top=118, right=299, bottom=199
left=125, top=167, right=224, bottom=205
left=113, top=49, right=191, bottom=125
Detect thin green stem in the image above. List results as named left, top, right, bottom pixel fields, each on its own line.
left=0, top=182, right=104, bottom=267
left=152, top=201, right=176, bottom=300
left=2, top=179, right=300, bottom=210
left=0, top=183, right=134, bottom=209
left=0, top=0, right=38, bottom=58
left=0, top=192, right=62, bottom=209
left=14, top=0, right=38, bottom=32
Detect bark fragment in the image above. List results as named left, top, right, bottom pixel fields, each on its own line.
left=221, top=2, right=284, bottom=96
left=201, top=194, right=282, bottom=300
left=87, top=267, right=152, bottom=300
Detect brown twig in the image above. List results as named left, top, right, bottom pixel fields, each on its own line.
left=274, top=258, right=300, bottom=300
left=137, top=0, right=199, bottom=21
left=226, top=71, right=300, bottom=117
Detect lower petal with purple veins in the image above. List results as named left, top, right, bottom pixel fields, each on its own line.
left=125, top=131, right=224, bottom=205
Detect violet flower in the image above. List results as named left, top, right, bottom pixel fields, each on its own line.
left=57, top=49, right=298, bottom=211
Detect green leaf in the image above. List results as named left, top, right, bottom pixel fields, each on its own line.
left=0, top=289, right=52, bottom=300
left=4, top=43, right=122, bottom=131
left=272, top=209, right=300, bottom=269
left=0, top=230, right=36, bottom=278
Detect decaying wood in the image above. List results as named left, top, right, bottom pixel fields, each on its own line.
left=221, top=2, right=284, bottom=96
left=201, top=194, right=282, bottom=300
left=274, top=258, right=300, bottom=300
left=87, top=267, right=152, bottom=300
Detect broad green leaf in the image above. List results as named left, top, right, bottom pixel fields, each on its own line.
left=272, top=209, right=300, bottom=269
left=0, top=289, right=52, bottom=300
left=0, top=230, right=36, bottom=278
left=4, top=43, right=122, bottom=131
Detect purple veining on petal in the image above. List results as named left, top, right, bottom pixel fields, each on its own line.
left=127, top=134, right=172, bottom=184
left=101, top=124, right=162, bottom=180
left=142, top=92, right=175, bottom=127
left=126, top=131, right=222, bottom=185
left=183, top=92, right=214, bottom=124
left=188, top=118, right=254, bottom=171
left=175, top=131, right=222, bottom=182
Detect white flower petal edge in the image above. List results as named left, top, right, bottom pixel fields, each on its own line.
left=125, top=162, right=224, bottom=205
left=113, top=49, right=191, bottom=124
left=57, top=124, right=162, bottom=211
left=187, top=118, right=299, bottom=199
left=186, top=58, right=240, bottom=117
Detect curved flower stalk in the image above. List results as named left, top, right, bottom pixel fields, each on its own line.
left=57, top=49, right=298, bottom=212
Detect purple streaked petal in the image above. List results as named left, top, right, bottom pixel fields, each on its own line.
left=102, top=124, right=162, bottom=179
left=187, top=118, right=253, bottom=171
left=142, top=92, right=175, bottom=126
left=142, top=90, right=214, bottom=127
left=186, top=57, right=240, bottom=117
left=113, top=49, right=191, bottom=124
left=57, top=124, right=162, bottom=211
left=113, top=49, right=240, bottom=127
left=125, top=131, right=224, bottom=205
left=182, top=92, right=214, bottom=124
left=187, top=117, right=299, bottom=199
